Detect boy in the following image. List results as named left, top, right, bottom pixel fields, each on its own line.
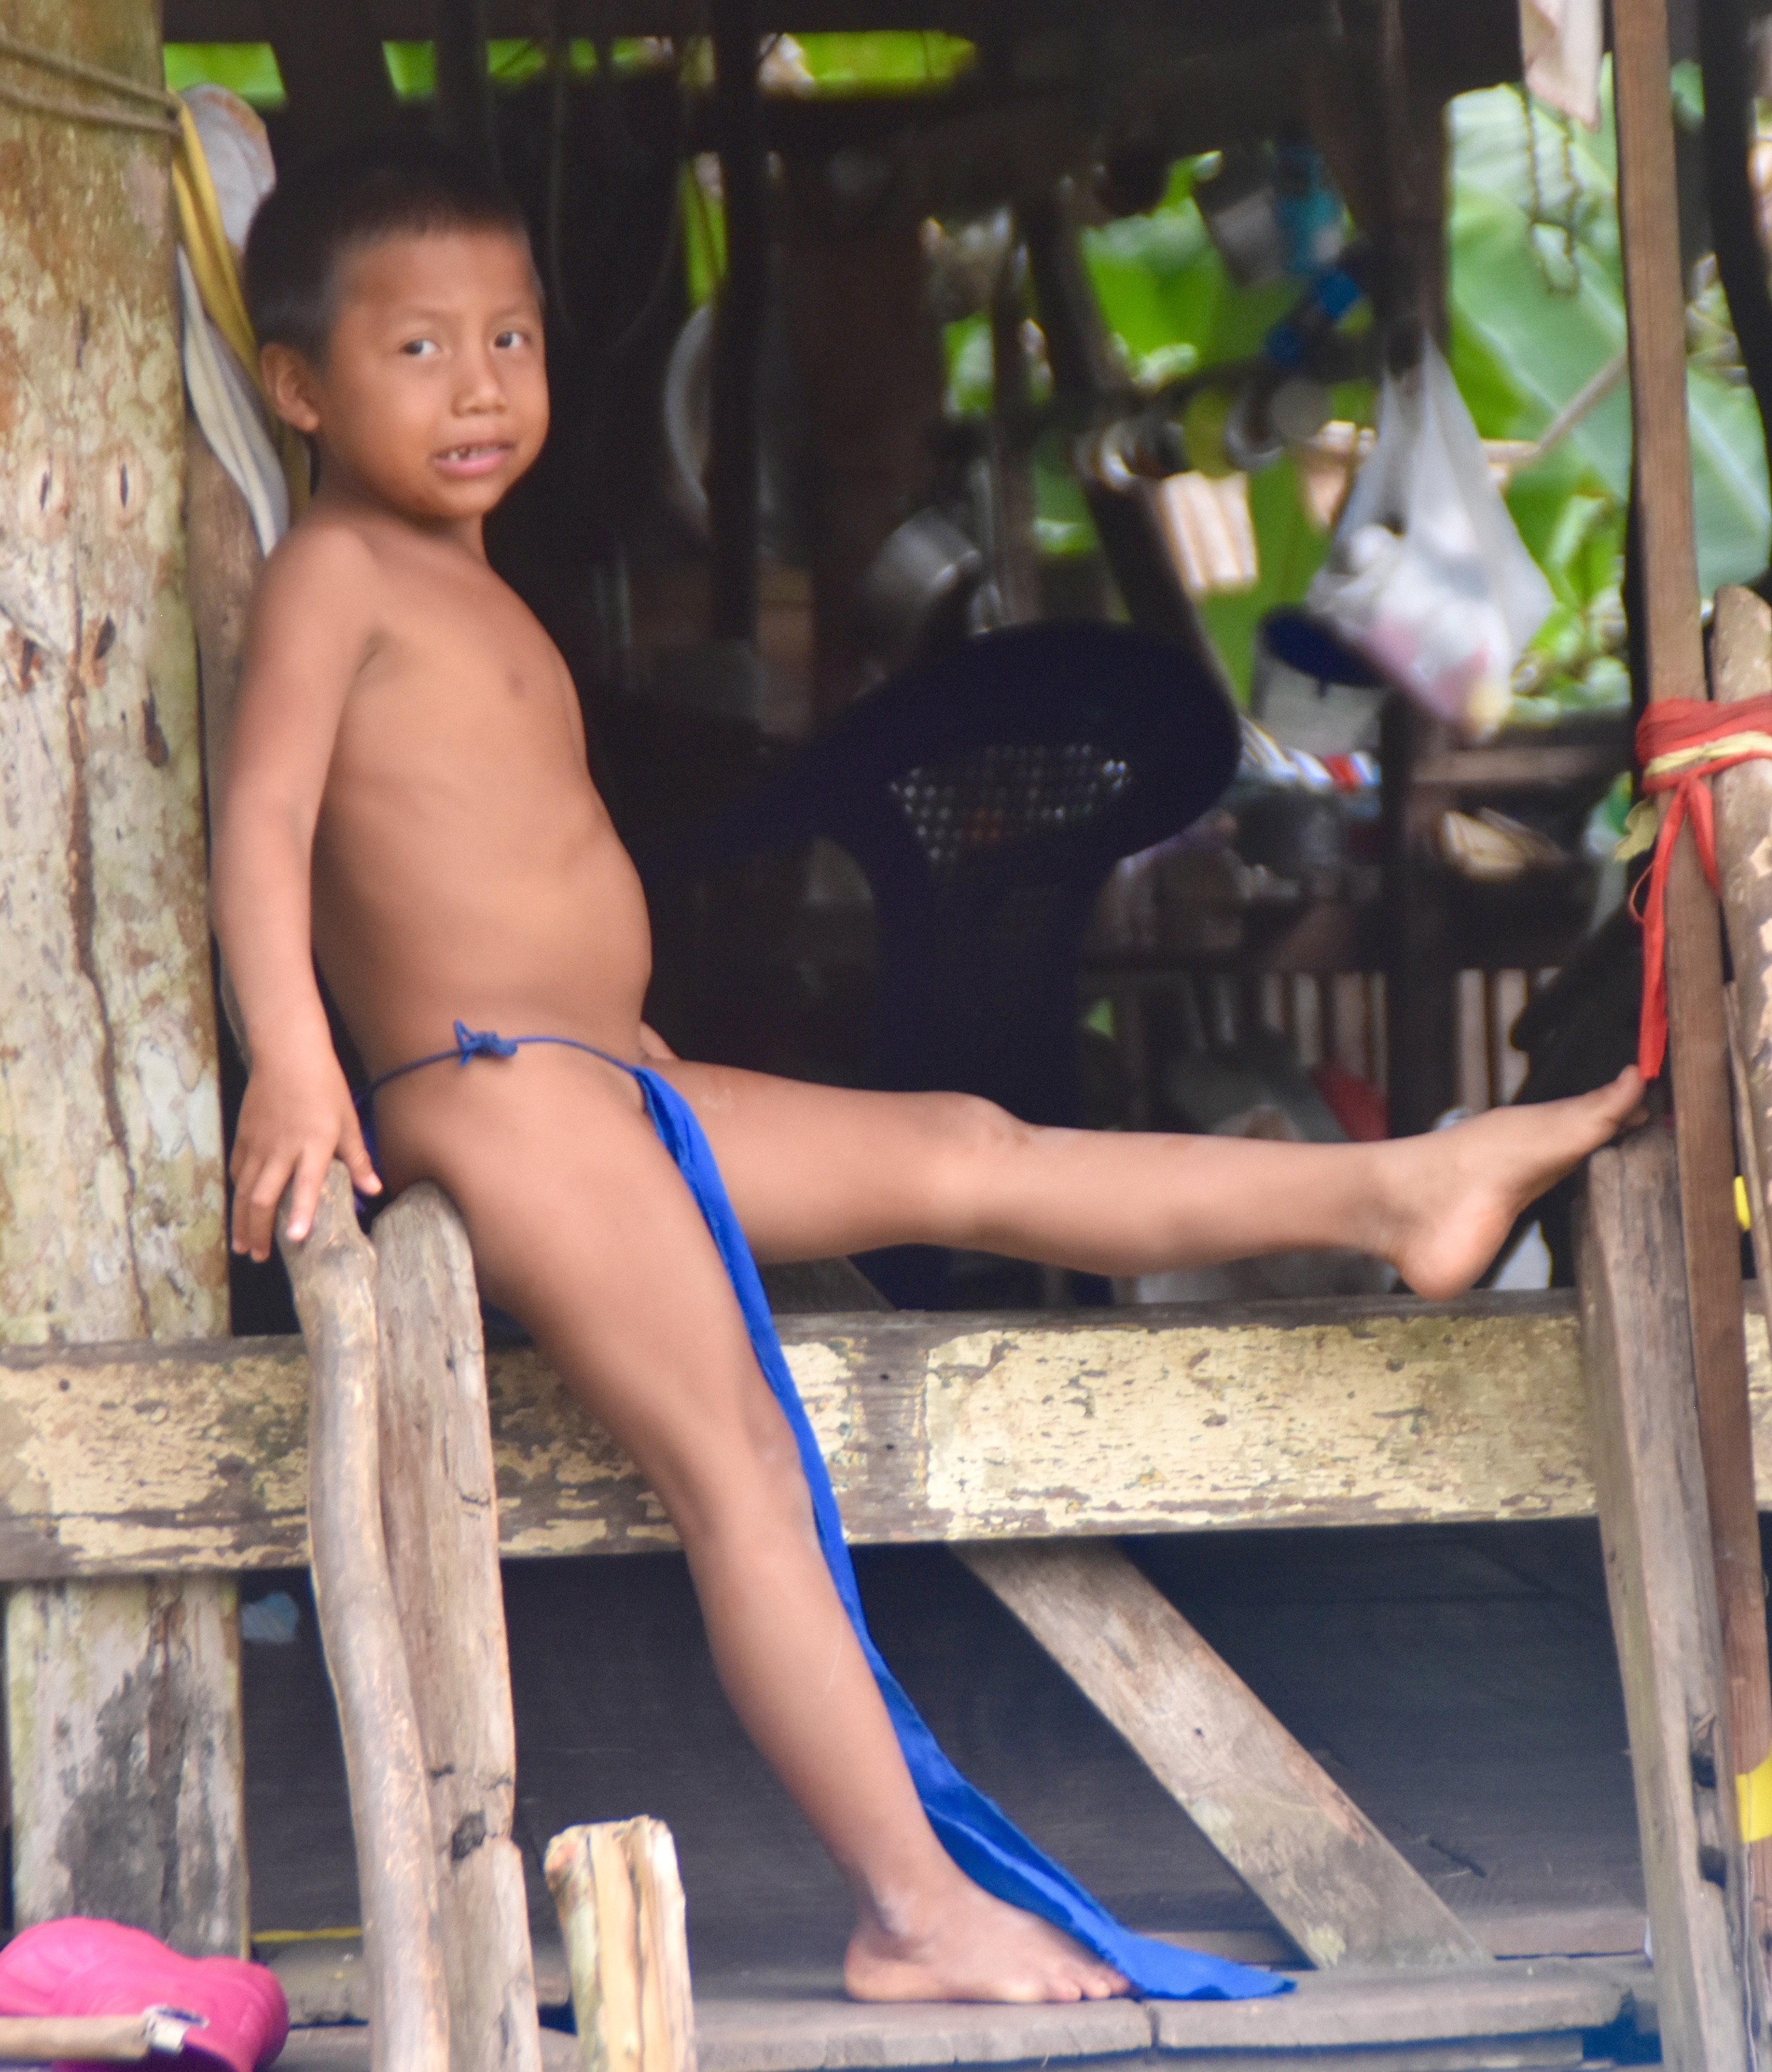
left=214, top=142, right=1643, bottom=2008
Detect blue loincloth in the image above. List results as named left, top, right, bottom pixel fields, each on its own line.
left=365, top=1024, right=1291, bottom=2002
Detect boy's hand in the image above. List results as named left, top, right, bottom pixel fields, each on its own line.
left=231, top=1048, right=381, bottom=1262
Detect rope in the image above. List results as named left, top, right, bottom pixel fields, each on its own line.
left=0, top=27, right=179, bottom=136
left=1629, top=693, right=1772, bottom=1079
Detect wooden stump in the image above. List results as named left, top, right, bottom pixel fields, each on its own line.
left=375, top=1185, right=541, bottom=2072
left=283, top=1163, right=450, bottom=2071
left=545, top=1820, right=696, bottom=2072
left=0, top=0, right=240, bottom=1957
left=961, top=1540, right=1486, bottom=1969
left=1578, top=1129, right=1751, bottom=2072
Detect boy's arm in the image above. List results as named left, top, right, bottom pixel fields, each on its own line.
left=212, top=526, right=383, bottom=1262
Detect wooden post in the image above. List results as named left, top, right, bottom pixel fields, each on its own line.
left=1613, top=0, right=1772, bottom=1985
left=708, top=0, right=766, bottom=643
left=375, top=1186, right=541, bottom=2072
left=545, top=1819, right=696, bottom=2072
left=780, top=167, right=944, bottom=718
left=960, top=1541, right=1487, bottom=1970
left=282, top=1165, right=450, bottom=2072
left=1579, top=1129, right=1752, bottom=2072
left=0, top=0, right=243, bottom=1955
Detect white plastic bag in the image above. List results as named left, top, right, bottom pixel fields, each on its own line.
left=1305, top=340, right=1552, bottom=738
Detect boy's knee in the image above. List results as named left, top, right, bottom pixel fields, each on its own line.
left=921, top=1092, right=1032, bottom=1233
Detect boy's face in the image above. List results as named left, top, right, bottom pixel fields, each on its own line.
left=265, top=228, right=548, bottom=532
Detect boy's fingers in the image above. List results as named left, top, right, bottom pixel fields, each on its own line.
left=339, top=1110, right=383, bottom=1195
left=282, top=1146, right=330, bottom=1248
left=246, top=1154, right=294, bottom=1263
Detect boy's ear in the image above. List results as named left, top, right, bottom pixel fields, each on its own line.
left=260, top=344, right=323, bottom=435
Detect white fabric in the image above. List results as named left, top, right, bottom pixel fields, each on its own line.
left=1519, top=0, right=1603, bottom=128
left=177, top=247, right=289, bottom=556
left=179, top=82, right=275, bottom=257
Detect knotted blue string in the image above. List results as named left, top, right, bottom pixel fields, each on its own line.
left=363, top=1028, right=1289, bottom=2001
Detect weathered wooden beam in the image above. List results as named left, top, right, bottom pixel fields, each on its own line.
left=374, top=1186, right=541, bottom=2072
left=282, top=1166, right=449, bottom=2071
left=959, top=1540, right=1488, bottom=1969
left=1615, top=0, right=1772, bottom=2001
left=0, top=0, right=242, bottom=1956
left=6, top=1292, right=1772, bottom=1575
left=1577, top=1129, right=1750, bottom=2072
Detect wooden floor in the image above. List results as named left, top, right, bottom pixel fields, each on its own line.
left=244, top=1519, right=1679, bottom=2066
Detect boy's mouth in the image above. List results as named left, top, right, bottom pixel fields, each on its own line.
left=434, top=441, right=512, bottom=478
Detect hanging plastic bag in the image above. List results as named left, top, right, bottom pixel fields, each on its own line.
left=1305, top=339, right=1552, bottom=738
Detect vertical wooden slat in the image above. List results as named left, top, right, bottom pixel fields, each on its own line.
left=1614, top=0, right=1772, bottom=1985
left=1578, top=1131, right=1753, bottom=2071
left=0, top=0, right=242, bottom=1955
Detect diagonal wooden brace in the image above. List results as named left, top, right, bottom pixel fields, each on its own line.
left=960, top=1540, right=1488, bottom=1969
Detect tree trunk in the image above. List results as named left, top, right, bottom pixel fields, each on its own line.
left=0, top=0, right=241, bottom=1955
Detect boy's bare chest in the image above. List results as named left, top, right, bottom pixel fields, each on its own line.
left=356, top=567, right=578, bottom=737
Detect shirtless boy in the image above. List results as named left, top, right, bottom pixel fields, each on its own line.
left=214, top=142, right=1644, bottom=2009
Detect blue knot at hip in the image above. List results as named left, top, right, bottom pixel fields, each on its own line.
left=453, top=1021, right=520, bottom=1064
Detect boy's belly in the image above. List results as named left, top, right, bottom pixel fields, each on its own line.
left=311, top=834, right=655, bottom=1078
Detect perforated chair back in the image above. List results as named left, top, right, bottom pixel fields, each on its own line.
left=641, top=619, right=1240, bottom=1126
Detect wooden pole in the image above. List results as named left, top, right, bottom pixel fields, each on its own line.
left=375, top=1186, right=542, bottom=2072
left=545, top=1819, right=697, bottom=2072
left=1612, top=0, right=1772, bottom=1984
left=707, top=0, right=766, bottom=643
left=1579, top=1129, right=1751, bottom=2072
left=0, top=0, right=244, bottom=1955
left=281, top=1165, right=450, bottom=2072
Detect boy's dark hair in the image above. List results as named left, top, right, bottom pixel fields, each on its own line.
left=244, top=137, right=532, bottom=364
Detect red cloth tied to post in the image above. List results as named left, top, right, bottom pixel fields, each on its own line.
left=1633, top=692, right=1772, bottom=1079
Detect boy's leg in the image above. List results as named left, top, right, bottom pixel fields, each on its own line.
left=656, top=1061, right=1645, bottom=1299
left=373, top=1052, right=1128, bottom=2004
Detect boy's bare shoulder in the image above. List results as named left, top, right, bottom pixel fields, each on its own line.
left=256, top=507, right=385, bottom=607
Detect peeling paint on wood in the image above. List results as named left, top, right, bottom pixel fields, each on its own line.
left=0, top=1293, right=1769, bottom=1575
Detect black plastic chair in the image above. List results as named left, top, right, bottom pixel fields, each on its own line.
left=639, top=619, right=1240, bottom=1132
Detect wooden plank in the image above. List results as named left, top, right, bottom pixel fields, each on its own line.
left=959, top=1539, right=1488, bottom=1969
left=685, top=1961, right=1627, bottom=2072
left=1576, top=1130, right=1749, bottom=2072
left=0, top=0, right=242, bottom=1959
left=283, top=1165, right=449, bottom=2072
left=1614, top=0, right=1770, bottom=2008
left=1143, top=1959, right=1628, bottom=2051
left=1710, top=585, right=1772, bottom=1998
left=374, top=1186, right=541, bottom=2072
left=12, top=1291, right=1772, bottom=1573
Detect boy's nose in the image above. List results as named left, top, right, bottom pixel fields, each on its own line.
left=455, top=353, right=506, bottom=410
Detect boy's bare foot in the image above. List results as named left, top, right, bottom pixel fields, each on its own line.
left=844, top=1881, right=1131, bottom=2004
left=1380, top=1067, right=1646, bottom=1301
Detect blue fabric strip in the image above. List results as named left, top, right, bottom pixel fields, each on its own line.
left=368, top=1028, right=1288, bottom=2001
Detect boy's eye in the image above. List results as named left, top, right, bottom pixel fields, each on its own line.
left=493, top=329, right=526, bottom=350
left=400, top=338, right=439, bottom=358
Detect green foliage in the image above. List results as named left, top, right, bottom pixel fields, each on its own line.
left=163, top=44, right=286, bottom=109
left=1450, top=77, right=1768, bottom=607
left=788, top=34, right=976, bottom=92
